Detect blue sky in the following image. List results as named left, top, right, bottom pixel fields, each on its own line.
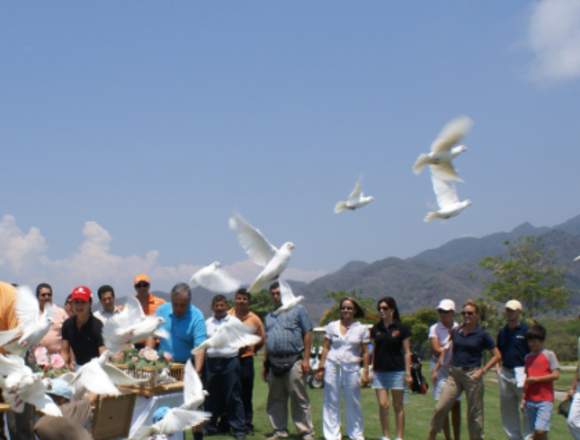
left=1, top=2, right=579, bottom=296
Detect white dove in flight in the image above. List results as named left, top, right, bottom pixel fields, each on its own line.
left=424, top=169, right=472, bottom=222
left=413, top=115, right=473, bottom=182
left=229, top=213, right=295, bottom=293
left=129, top=359, right=210, bottom=440
left=0, top=354, right=61, bottom=417
left=574, top=256, right=580, bottom=262
left=334, top=179, right=375, bottom=214
left=190, top=261, right=242, bottom=293
left=192, top=317, right=261, bottom=354
left=273, top=280, right=304, bottom=315
left=103, top=297, right=168, bottom=353
left=0, top=286, right=54, bottom=356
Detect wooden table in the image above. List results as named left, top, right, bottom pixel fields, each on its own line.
left=120, top=381, right=183, bottom=398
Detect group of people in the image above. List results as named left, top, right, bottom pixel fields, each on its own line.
left=1, top=275, right=580, bottom=440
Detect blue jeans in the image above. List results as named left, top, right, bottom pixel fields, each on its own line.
left=205, top=356, right=246, bottom=435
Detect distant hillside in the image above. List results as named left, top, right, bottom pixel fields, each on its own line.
left=294, top=214, right=580, bottom=321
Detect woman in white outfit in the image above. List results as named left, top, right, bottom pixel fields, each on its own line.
left=315, top=297, right=370, bottom=440
left=567, top=362, right=580, bottom=439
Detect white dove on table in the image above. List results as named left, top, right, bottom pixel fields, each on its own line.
left=273, top=280, right=304, bottom=315
left=413, top=115, right=473, bottom=182
left=103, top=296, right=168, bottom=353
left=129, top=359, right=211, bottom=440
left=192, top=317, right=261, bottom=354
left=334, top=179, right=375, bottom=214
left=0, top=286, right=54, bottom=355
left=229, top=213, right=294, bottom=294
left=190, top=261, right=242, bottom=293
left=424, top=169, right=472, bottom=222
left=0, top=353, right=61, bottom=416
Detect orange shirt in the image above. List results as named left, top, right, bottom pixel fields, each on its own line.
left=0, top=282, right=18, bottom=331
left=228, top=308, right=265, bottom=358
left=141, top=293, right=165, bottom=316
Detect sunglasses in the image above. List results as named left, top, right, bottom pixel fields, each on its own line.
left=135, top=282, right=150, bottom=288
left=378, top=306, right=389, bottom=311
left=462, top=311, right=475, bottom=316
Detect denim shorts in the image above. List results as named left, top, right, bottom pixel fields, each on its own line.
left=372, top=370, right=405, bottom=390
left=525, top=400, right=553, bottom=432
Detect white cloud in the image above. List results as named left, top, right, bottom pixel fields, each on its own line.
left=528, top=0, right=580, bottom=81
left=0, top=215, right=325, bottom=303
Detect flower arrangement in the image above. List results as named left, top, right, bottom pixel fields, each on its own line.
left=31, top=346, right=68, bottom=378
left=111, top=347, right=170, bottom=371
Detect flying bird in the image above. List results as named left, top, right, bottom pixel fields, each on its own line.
left=334, top=179, right=375, bottom=214
left=229, top=213, right=295, bottom=293
left=0, top=353, right=61, bottom=417
left=0, top=286, right=54, bottom=356
left=574, top=256, right=580, bottom=262
left=413, top=115, right=473, bottom=182
left=273, top=280, right=304, bottom=315
left=192, top=317, right=261, bottom=354
left=424, top=170, right=472, bottom=222
left=129, top=359, right=210, bottom=440
left=190, top=261, right=242, bottom=294
left=103, top=297, right=168, bottom=353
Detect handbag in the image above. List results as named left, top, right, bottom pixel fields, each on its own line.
left=268, top=353, right=301, bottom=377
left=559, top=398, right=572, bottom=418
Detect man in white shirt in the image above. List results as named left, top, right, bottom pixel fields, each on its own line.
left=203, top=295, right=246, bottom=440
left=93, top=285, right=122, bottom=324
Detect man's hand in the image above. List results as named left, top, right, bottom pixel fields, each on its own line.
left=471, top=368, right=484, bottom=381
left=525, top=376, right=538, bottom=386
left=301, top=358, right=310, bottom=375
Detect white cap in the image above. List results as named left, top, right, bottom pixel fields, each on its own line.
left=505, top=299, right=523, bottom=311
left=436, top=299, right=456, bottom=311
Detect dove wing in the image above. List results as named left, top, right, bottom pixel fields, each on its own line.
left=431, top=115, right=473, bottom=153
left=0, top=354, right=26, bottom=376
left=0, top=328, right=22, bottom=348
left=229, top=213, right=277, bottom=267
left=224, top=319, right=262, bottom=350
left=348, top=179, right=362, bottom=201
left=183, top=359, right=205, bottom=409
left=15, top=286, right=40, bottom=329
left=125, top=296, right=146, bottom=321
left=157, top=408, right=211, bottom=434
left=431, top=161, right=461, bottom=182
left=102, top=363, right=147, bottom=386
left=431, top=171, right=460, bottom=209
left=279, top=281, right=297, bottom=306
left=192, top=265, right=241, bottom=294
left=574, top=256, right=580, bottom=262
left=76, top=360, right=121, bottom=396
left=129, top=425, right=154, bottom=440
left=25, top=382, right=62, bottom=417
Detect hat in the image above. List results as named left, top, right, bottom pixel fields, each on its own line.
left=505, top=299, right=523, bottom=311
left=152, top=406, right=170, bottom=423
left=133, top=273, right=151, bottom=285
left=436, top=299, right=456, bottom=311
left=70, top=286, right=92, bottom=302
left=47, top=378, right=73, bottom=400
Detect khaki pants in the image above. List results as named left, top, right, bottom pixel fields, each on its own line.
left=498, top=368, right=530, bottom=440
left=266, top=359, right=314, bottom=436
left=430, top=367, right=484, bottom=440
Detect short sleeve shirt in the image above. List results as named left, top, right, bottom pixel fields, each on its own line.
left=61, top=314, right=104, bottom=365
left=156, top=303, right=207, bottom=363
left=325, top=320, right=369, bottom=365
left=428, top=321, right=459, bottom=365
left=524, top=349, right=560, bottom=402
left=450, top=325, right=495, bottom=368
left=497, top=323, right=530, bottom=369
left=265, top=305, right=313, bottom=355
left=371, top=321, right=411, bottom=372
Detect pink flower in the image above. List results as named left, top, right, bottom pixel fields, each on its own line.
left=49, top=354, right=65, bottom=369
left=142, top=347, right=159, bottom=362
left=34, top=346, right=49, bottom=367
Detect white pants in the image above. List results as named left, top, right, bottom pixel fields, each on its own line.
left=322, top=361, right=364, bottom=440
left=498, top=368, right=530, bottom=440
left=568, top=388, right=580, bottom=440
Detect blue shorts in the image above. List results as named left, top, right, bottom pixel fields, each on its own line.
left=525, top=401, right=553, bottom=432
left=372, top=371, right=405, bottom=390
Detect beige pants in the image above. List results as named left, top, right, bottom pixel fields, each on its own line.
left=267, top=359, right=314, bottom=436
left=430, top=367, right=484, bottom=440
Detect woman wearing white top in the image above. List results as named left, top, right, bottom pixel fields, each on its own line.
left=315, top=298, right=370, bottom=440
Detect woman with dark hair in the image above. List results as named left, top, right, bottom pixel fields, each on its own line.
left=371, top=296, right=412, bottom=440
left=315, top=298, right=370, bottom=440
left=427, top=300, right=501, bottom=440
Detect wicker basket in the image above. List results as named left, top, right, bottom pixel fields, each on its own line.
left=169, top=363, right=184, bottom=381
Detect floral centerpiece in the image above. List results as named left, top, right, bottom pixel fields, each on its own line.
left=110, top=347, right=173, bottom=387
left=30, top=346, right=68, bottom=378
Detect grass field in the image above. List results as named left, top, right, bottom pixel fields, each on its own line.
left=187, top=357, right=575, bottom=440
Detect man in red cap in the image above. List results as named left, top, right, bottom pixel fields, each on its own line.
left=133, top=273, right=165, bottom=316
left=61, top=286, right=105, bottom=369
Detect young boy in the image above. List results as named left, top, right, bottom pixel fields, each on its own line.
left=523, top=324, right=560, bottom=440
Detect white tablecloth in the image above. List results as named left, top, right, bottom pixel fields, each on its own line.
left=129, top=392, right=184, bottom=440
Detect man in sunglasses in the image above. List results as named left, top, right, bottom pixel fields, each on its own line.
left=133, top=273, right=165, bottom=316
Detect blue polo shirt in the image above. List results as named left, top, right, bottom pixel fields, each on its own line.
left=265, top=305, right=313, bottom=355
left=156, top=303, right=207, bottom=363
left=451, top=325, right=495, bottom=368
left=497, top=323, right=529, bottom=369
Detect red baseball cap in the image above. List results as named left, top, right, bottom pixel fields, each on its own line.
left=70, top=285, right=92, bottom=302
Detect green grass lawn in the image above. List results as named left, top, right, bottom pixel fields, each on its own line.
left=188, top=358, right=573, bottom=440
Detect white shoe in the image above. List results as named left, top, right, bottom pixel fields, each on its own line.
left=380, top=437, right=391, bottom=440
